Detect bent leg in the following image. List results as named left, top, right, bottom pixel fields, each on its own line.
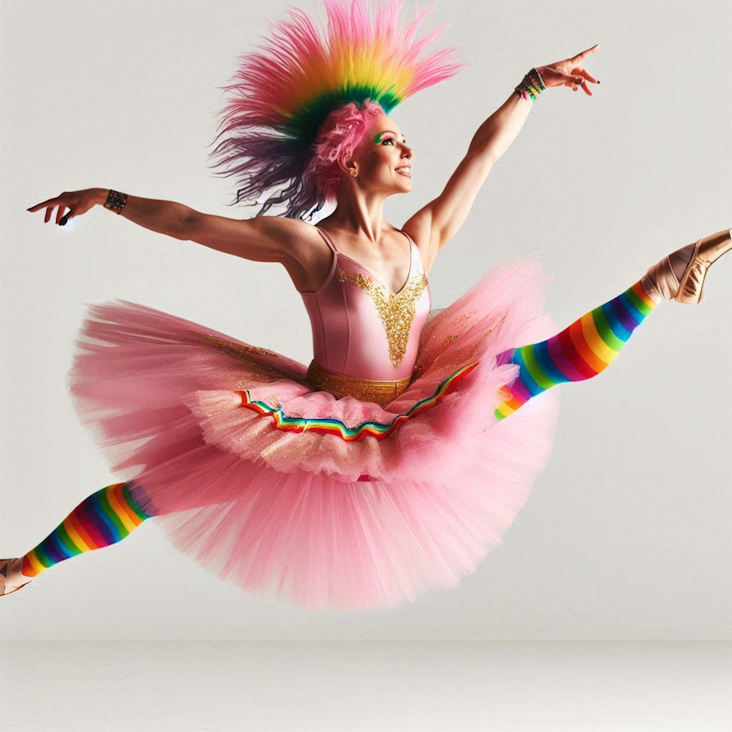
left=494, top=278, right=661, bottom=420
left=21, top=481, right=154, bottom=578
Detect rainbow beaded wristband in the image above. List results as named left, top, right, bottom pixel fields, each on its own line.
left=514, top=67, right=546, bottom=101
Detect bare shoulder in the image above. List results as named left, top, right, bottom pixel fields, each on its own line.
left=237, top=215, right=327, bottom=257
left=240, top=216, right=332, bottom=292
left=238, top=215, right=317, bottom=263
left=181, top=209, right=332, bottom=291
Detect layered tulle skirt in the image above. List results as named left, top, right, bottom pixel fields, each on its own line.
left=68, top=254, right=560, bottom=610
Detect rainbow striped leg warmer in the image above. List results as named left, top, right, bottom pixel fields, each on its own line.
left=21, top=482, right=154, bottom=578
left=494, top=279, right=661, bottom=420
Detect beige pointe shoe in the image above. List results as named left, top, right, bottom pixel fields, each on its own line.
left=642, top=229, right=732, bottom=304
left=0, top=558, right=33, bottom=597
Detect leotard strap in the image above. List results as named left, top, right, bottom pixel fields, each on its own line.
left=314, top=226, right=339, bottom=254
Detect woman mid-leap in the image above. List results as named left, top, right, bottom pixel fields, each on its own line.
left=3, top=0, right=729, bottom=610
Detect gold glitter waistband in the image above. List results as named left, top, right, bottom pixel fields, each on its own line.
left=306, top=360, right=411, bottom=408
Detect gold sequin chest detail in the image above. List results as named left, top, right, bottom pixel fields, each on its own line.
left=337, top=269, right=429, bottom=368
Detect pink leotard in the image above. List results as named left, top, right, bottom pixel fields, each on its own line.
left=299, top=227, right=432, bottom=381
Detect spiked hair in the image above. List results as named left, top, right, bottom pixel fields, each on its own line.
left=207, top=0, right=466, bottom=220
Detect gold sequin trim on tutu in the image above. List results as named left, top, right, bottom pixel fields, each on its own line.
left=186, top=330, right=291, bottom=379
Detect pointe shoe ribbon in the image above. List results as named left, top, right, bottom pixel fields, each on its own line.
left=0, top=558, right=32, bottom=597
left=643, top=229, right=732, bottom=304
left=674, top=229, right=732, bottom=304
left=642, top=255, right=680, bottom=301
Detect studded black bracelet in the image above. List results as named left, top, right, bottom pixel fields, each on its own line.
left=103, top=189, right=128, bottom=214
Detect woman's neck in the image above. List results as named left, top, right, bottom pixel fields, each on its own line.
left=320, top=194, right=394, bottom=244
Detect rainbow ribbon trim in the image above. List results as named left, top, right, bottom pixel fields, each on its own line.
left=235, top=361, right=480, bottom=441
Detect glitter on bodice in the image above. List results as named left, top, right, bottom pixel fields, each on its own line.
left=298, top=227, right=431, bottom=381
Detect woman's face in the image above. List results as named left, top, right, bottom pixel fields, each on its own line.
left=349, top=113, right=413, bottom=193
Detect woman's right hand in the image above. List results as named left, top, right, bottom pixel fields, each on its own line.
left=536, top=45, right=601, bottom=95
left=27, top=187, right=104, bottom=225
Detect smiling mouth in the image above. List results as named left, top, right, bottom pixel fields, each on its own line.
left=395, top=168, right=411, bottom=178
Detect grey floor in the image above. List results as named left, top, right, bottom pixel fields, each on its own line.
left=1, top=642, right=730, bottom=731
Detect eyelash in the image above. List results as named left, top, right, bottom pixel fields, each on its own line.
left=382, top=138, right=406, bottom=146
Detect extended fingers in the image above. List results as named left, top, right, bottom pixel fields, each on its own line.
left=573, top=67, right=599, bottom=95
left=28, top=197, right=63, bottom=224
left=572, top=43, right=600, bottom=62
left=56, top=205, right=69, bottom=224
left=27, top=195, right=74, bottom=225
left=562, top=73, right=587, bottom=92
left=30, top=201, right=63, bottom=224
left=577, top=67, right=600, bottom=84
left=27, top=197, right=60, bottom=213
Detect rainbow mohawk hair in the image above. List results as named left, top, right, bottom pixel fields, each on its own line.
left=208, top=0, right=466, bottom=219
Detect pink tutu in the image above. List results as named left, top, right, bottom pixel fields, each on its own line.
left=68, top=254, right=560, bottom=610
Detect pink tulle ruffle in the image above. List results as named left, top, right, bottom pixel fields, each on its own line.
left=67, top=254, right=560, bottom=610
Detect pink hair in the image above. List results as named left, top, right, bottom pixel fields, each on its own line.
left=302, top=99, right=386, bottom=212
left=207, top=0, right=465, bottom=221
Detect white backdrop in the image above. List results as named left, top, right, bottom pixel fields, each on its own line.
left=1, top=0, right=730, bottom=641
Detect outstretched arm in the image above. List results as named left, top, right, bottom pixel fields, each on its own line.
left=26, top=187, right=310, bottom=264
left=402, top=45, right=600, bottom=273
left=470, top=89, right=535, bottom=166
left=28, top=188, right=197, bottom=239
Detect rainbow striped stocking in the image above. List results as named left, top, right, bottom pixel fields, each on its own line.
left=21, top=482, right=154, bottom=578
left=494, top=278, right=661, bottom=420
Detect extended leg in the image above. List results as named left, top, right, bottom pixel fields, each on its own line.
left=1, top=481, right=154, bottom=595
left=493, top=277, right=660, bottom=420
left=491, top=230, right=728, bottom=421
left=22, top=481, right=154, bottom=577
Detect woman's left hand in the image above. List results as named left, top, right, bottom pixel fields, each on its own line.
left=536, top=45, right=601, bottom=95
